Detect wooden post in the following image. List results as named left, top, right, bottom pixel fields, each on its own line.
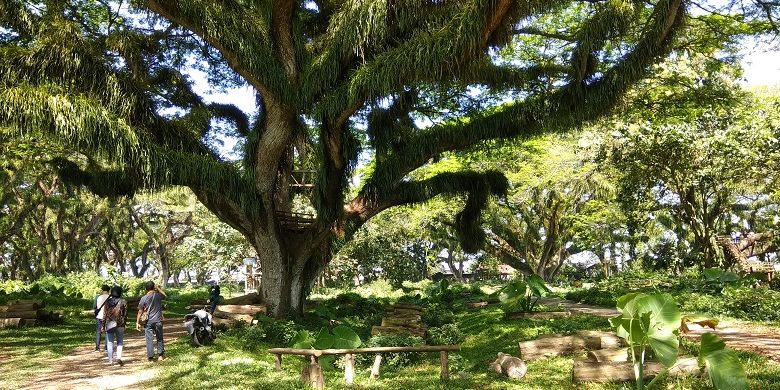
left=344, top=353, right=355, bottom=384
left=370, top=354, right=382, bottom=379
left=274, top=354, right=282, bottom=370
left=301, top=355, right=325, bottom=390
left=440, top=351, right=449, bottom=380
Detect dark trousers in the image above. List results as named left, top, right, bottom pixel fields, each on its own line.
left=95, top=319, right=103, bottom=349
left=145, top=321, right=165, bottom=358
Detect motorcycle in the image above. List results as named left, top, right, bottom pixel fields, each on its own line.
left=184, top=306, right=216, bottom=347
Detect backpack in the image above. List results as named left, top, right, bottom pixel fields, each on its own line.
left=105, top=299, right=126, bottom=331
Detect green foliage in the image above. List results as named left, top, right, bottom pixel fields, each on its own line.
left=356, top=334, right=424, bottom=370
left=427, top=324, right=464, bottom=346
left=611, top=292, right=748, bottom=390
left=421, top=303, right=455, bottom=328
left=294, top=325, right=362, bottom=350
left=498, top=275, right=551, bottom=314
left=722, top=286, right=780, bottom=322
left=698, top=333, right=748, bottom=390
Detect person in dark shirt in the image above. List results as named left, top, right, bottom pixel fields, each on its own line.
left=208, top=285, right=221, bottom=314
left=136, top=281, right=167, bottom=361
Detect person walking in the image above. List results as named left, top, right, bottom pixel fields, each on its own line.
left=208, top=285, right=221, bottom=314
left=94, top=285, right=110, bottom=352
left=136, top=281, right=167, bottom=361
left=105, top=286, right=128, bottom=366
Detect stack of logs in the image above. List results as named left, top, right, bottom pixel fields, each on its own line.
left=517, top=330, right=701, bottom=383
left=0, top=300, right=60, bottom=328
left=371, top=303, right=427, bottom=338
left=212, top=304, right=267, bottom=326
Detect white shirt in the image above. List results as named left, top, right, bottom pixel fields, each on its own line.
left=96, top=293, right=109, bottom=320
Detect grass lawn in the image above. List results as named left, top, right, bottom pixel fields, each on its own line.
left=141, top=305, right=780, bottom=389
left=2, top=288, right=780, bottom=389
left=0, top=297, right=94, bottom=389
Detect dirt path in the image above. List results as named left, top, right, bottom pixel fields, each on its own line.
left=20, top=317, right=186, bottom=390
left=541, top=297, right=780, bottom=364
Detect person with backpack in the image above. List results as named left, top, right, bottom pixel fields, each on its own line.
left=94, top=285, right=110, bottom=352
left=104, top=285, right=128, bottom=366
left=136, top=281, right=167, bottom=361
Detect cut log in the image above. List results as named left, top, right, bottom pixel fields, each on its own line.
left=213, top=312, right=254, bottom=323
left=507, top=311, right=571, bottom=320
left=21, top=319, right=38, bottom=326
left=5, top=300, right=44, bottom=308
left=467, top=301, right=488, bottom=309
left=391, top=303, right=423, bottom=311
left=371, top=325, right=426, bottom=338
left=344, top=353, right=355, bottom=385
left=381, top=317, right=422, bottom=327
left=575, top=331, right=624, bottom=349
left=0, top=303, right=37, bottom=312
left=0, top=309, right=45, bottom=319
left=386, top=308, right=424, bottom=317
left=587, top=348, right=629, bottom=363
left=518, top=334, right=601, bottom=360
left=223, top=292, right=263, bottom=305
left=214, top=304, right=267, bottom=316
left=572, top=357, right=701, bottom=383
left=0, top=318, right=22, bottom=328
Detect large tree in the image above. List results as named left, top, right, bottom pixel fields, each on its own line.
left=2, top=0, right=767, bottom=316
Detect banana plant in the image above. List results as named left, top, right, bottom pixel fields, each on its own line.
left=498, top=274, right=551, bottom=313
left=610, top=293, right=747, bottom=390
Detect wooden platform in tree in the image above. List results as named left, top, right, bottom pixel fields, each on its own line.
left=276, top=211, right=316, bottom=231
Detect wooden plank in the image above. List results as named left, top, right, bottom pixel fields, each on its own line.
left=371, top=325, right=426, bottom=338
left=572, top=357, right=700, bottom=383
left=268, top=345, right=461, bottom=357
left=507, top=311, right=571, bottom=320
left=0, top=318, right=22, bottom=328
left=274, top=354, right=282, bottom=370
left=391, top=303, right=423, bottom=311
left=518, top=334, right=601, bottom=360
left=214, top=304, right=267, bottom=315
left=0, top=310, right=43, bottom=319
left=587, top=348, right=630, bottom=363
left=467, top=301, right=488, bottom=309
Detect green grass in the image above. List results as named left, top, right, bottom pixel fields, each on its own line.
left=0, top=297, right=94, bottom=389
left=3, top=290, right=780, bottom=389
left=139, top=305, right=780, bottom=389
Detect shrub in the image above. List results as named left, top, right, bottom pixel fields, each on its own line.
left=356, top=334, right=424, bottom=369
left=421, top=303, right=455, bottom=328
left=261, top=319, right=301, bottom=346
left=722, top=286, right=780, bottom=321
left=676, top=292, right=725, bottom=315
left=230, top=325, right=267, bottom=351
left=427, top=324, right=463, bottom=345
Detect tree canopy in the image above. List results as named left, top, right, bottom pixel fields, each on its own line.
left=1, top=0, right=776, bottom=316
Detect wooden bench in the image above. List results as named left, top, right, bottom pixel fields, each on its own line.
left=268, top=345, right=460, bottom=388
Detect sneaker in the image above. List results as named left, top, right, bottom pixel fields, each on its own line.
left=117, top=359, right=124, bottom=367
left=95, top=348, right=100, bottom=352
left=148, top=357, right=156, bottom=362
left=158, top=354, right=166, bottom=361
left=108, top=361, right=114, bottom=365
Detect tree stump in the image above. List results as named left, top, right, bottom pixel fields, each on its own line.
left=489, top=353, right=527, bottom=379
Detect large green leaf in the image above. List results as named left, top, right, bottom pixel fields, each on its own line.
left=526, top=274, right=550, bottom=298
left=313, top=326, right=335, bottom=349
left=331, top=325, right=361, bottom=349
left=290, top=330, right=314, bottom=349
left=700, top=333, right=748, bottom=390
left=636, top=293, right=681, bottom=330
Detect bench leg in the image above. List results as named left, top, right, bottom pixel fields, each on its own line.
left=301, top=355, right=324, bottom=390
left=345, top=353, right=355, bottom=385
left=274, top=354, right=282, bottom=370
left=370, top=354, right=382, bottom=379
left=440, top=351, right=449, bottom=380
